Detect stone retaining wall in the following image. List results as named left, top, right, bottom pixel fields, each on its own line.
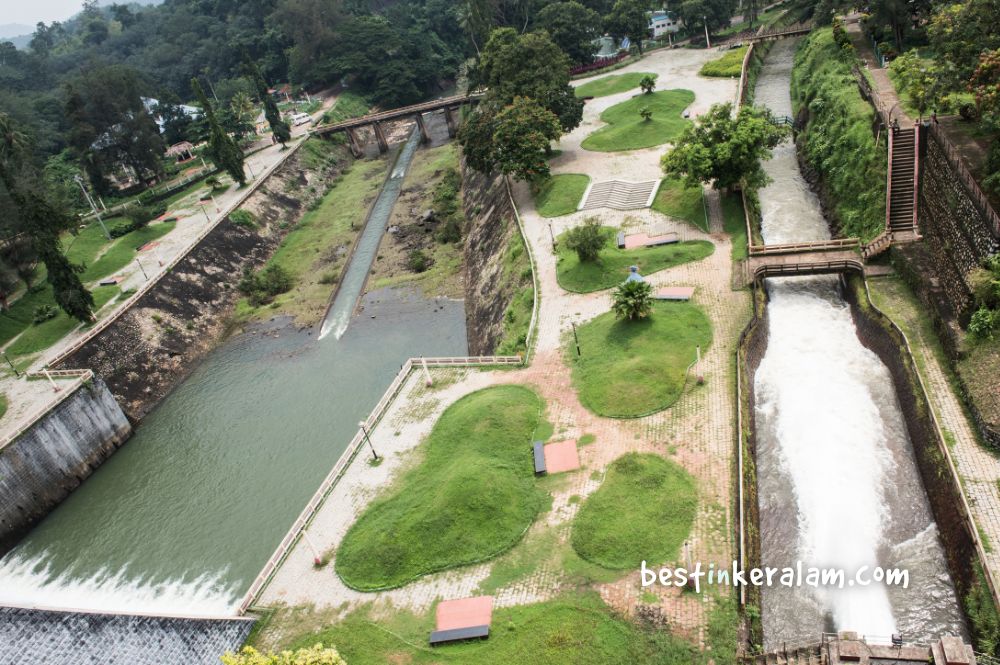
left=0, top=378, right=130, bottom=555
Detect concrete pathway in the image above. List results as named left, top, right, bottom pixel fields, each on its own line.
left=845, top=20, right=914, bottom=125
left=257, top=47, right=749, bottom=646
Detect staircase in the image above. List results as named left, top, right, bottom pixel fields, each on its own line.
left=743, top=643, right=825, bottom=665
left=579, top=179, right=660, bottom=211
left=887, top=127, right=917, bottom=234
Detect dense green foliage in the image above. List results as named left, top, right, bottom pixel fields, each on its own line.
left=494, top=231, right=535, bottom=356
left=568, top=300, right=713, bottom=417
left=222, top=644, right=346, bottom=665
left=284, top=592, right=698, bottom=665
left=247, top=61, right=291, bottom=146
left=537, top=1, right=603, bottom=65
left=575, top=73, right=658, bottom=98
left=582, top=89, right=695, bottom=152
left=238, top=264, right=293, bottom=306
left=661, top=103, right=786, bottom=190
left=612, top=278, right=653, bottom=320
left=572, top=453, right=697, bottom=568
left=564, top=217, right=607, bottom=261
left=604, top=0, right=651, bottom=53
left=791, top=28, right=886, bottom=241
left=556, top=225, right=714, bottom=293
left=335, top=385, right=549, bottom=590
left=193, top=80, right=245, bottom=187
left=534, top=174, right=590, bottom=217
left=700, top=46, right=748, bottom=78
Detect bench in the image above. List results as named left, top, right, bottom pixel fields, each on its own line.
left=533, top=441, right=546, bottom=475
left=429, top=624, right=490, bottom=646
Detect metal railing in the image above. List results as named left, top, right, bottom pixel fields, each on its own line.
left=0, top=370, right=94, bottom=451
left=753, top=258, right=865, bottom=281
left=238, top=354, right=523, bottom=613
left=927, top=123, right=1000, bottom=240
left=748, top=238, right=860, bottom=256
left=506, top=176, right=541, bottom=362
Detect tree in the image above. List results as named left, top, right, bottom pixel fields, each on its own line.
left=661, top=103, right=786, bottom=190
left=928, top=0, right=1000, bottom=81
left=677, top=0, right=736, bottom=37
left=612, top=278, right=653, bottom=320
left=639, top=106, right=652, bottom=121
left=536, top=2, right=602, bottom=65
left=489, top=96, right=563, bottom=181
left=226, top=92, right=258, bottom=141
left=563, top=217, right=606, bottom=261
left=476, top=28, right=583, bottom=132
left=221, top=643, right=347, bottom=665
left=888, top=52, right=944, bottom=119
left=604, top=0, right=650, bottom=54
left=192, top=79, right=246, bottom=187
left=971, top=49, right=1000, bottom=196
left=640, top=74, right=656, bottom=94
left=245, top=60, right=291, bottom=146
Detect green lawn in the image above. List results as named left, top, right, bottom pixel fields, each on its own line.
left=572, top=453, right=697, bottom=569
left=6, top=285, right=119, bottom=360
left=280, top=592, right=696, bottom=665
left=575, top=72, right=657, bottom=98
left=721, top=192, right=748, bottom=260
left=0, top=394, right=7, bottom=421
left=700, top=46, right=747, bottom=78
left=569, top=300, right=713, bottom=417
left=534, top=174, right=590, bottom=217
left=556, top=226, right=713, bottom=293
left=80, top=221, right=177, bottom=282
left=335, top=385, right=550, bottom=590
left=651, top=179, right=706, bottom=231
left=581, top=89, right=695, bottom=152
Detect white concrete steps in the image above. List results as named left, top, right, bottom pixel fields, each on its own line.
left=579, top=178, right=660, bottom=211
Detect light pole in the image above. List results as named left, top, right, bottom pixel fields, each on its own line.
left=359, top=421, right=379, bottom=461
left=245, top=160, right=256, bottom=181
left=2, top=351, right=19, bottom=378
left=135, top=258, right=149, bottom=280
left=74, top=175, right=111, bottom=240
left=703, top=16, right=712, bottom=49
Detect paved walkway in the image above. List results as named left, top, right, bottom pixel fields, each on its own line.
left=258, top=47, right=749, bottom=646
left=845, top=20, right=914, bottom=125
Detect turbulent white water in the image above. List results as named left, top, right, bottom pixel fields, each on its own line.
left=753, top=39, right=966, bottom=647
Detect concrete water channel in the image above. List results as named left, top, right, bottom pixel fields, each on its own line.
left=0, top=129, right=468, bottom=615
left=752, top=39, right=966, bottom=647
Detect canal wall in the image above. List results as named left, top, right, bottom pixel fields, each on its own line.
left=0, top=375, right=131, bottom=555
left=53, top=142, right=353, bottom=421
left=0, top=605, right=253, bottom=665
left=843, top=274, right=997, bottom=644
left=461, top=163, right=534, bottom=355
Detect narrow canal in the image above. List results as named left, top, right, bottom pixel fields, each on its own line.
left=0, top=131, right=468, bottom=615
left=752, top=39, right=966, bottom=646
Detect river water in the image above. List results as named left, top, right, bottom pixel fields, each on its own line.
left=752, top=39, right=966, bottom=647
left=0, top=134, right=468, bottom=615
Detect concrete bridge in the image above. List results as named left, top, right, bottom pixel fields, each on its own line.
left=740, top=633, right=977, bottom=665
left=744, top=21, right=814, bottom=43
left=311, top=93, right=483, bottom=156
left=742, top=239, right=865, bottom=285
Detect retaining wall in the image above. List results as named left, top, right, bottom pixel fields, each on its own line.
left=0, top=605, right=253, bottom=665
left=0, top=377, right=131, bottom=555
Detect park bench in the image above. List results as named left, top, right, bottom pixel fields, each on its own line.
left=533, top=441, right=546, bottom=475
left=429, top=624, right=490, bottom=646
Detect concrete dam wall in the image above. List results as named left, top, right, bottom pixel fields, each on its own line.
left=0, top=377, right=131, bottom=555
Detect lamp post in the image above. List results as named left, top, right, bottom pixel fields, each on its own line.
left=73, top=175, right=111, bottom=240
left=2, top=351, right=19, bottom=378
left=703, top=16, right=712, bottom=49
left=245, top=160, right=256, bottom=181
left=359, top=420, right=379, bottom=461
left=135, top=258, right=148, bottom=281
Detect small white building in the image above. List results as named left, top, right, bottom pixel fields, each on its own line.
left=649, top=10, right=682, bottom=37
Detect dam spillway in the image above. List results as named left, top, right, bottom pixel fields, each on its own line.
left=751, top=38, right=966, bottom=647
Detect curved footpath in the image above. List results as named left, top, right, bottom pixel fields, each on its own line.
left=255, top=46, right=749, bottom=645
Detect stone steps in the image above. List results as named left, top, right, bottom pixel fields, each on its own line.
left=579, top=179, right=660, bottom=211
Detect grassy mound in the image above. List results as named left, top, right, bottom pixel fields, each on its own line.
left=582, top=89, right=695, bottom=152
left=556, top=225, right=713, bottom=293
left=699, top=46, right=747, bottom=78
left=575, top=72, right=657, bottom=98
left=569, top=301, right=712, bottom=417
left=285, top=592, right=697, bottom=664
left=535, top=174, right=590, bottom=217
left=572, top=453, right=697, bottom=569
left=791, top=28, right=886, bottom=241
left=335, top=385, right=549, bottom=590
left=651, top=179, right=706, bottom=231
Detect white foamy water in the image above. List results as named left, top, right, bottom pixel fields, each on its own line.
left=0, top=552, right=238, bottom=616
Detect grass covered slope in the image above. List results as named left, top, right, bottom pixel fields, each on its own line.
left=791, top=28, right=886, bottom=241
left=556, top=226, right=713, bottom=293
left=572, top=453, right=697, bottom=569
left=534, top=174, right=590, bottom=217
left=700, top=46, right=747, bottom=78
left=568, top=301, right=712, bottom=417
left=335, top=385, right=549, bottom=590
left=582, top=89, right=695, bottom=152
left=575, top=72, right=657, bottom=98
left=284, top=592, right=696, bottom=665
left=651, top=178, right=707, bottom=231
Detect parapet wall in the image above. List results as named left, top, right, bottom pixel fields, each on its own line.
left=0, top=377, right=131, bottom=555
left=0, top=605, right=253, bottom=665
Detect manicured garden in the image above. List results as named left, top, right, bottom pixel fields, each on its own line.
left=575, top=72, right=657, bottom=98
left=572, top=453, right=697, bottom=569
left=555, top=225, right=713, bottom=293
left=334, top=385, right=550, bottom=590
left=278, top=592, right=697, bottom=665
left=581, top=89, right=695, bottom=152
left=568, top=301, right=712, bottom=417
left=534, top=174, right=590, bottom=217
left=650, top=178, right=707, bottom=231
left=699, top=46, right=747, bottom=78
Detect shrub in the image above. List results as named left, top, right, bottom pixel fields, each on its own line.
left=221, top=643, right=346, bottom=665
left=239, top=264, right=293, bottom=306
left=563, top=217, right=606, bottom=262
left=640, top=74, right=656, bottom=94
left=969, top=307, right=1000, bottom=340
left=407, top=249, right=431, bottom=273
left=612, top=279, right=653, bottom=320
left=639, top=107, right=653, bottom=121
left=32, top=304, right=57, bottom=324
left=206, top=176, right=224, bottom=191
left=318, top=270, right=338, bottom=285
left=229, top=209, right=258, bottom=229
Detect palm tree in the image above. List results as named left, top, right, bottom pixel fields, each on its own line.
left=612, top=279, right=653, bottom=320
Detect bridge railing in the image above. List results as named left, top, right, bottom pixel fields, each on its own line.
left=0, top=370, right=95, bottom=451
left=748, top=238, right=860, bottom=256
left=753, top=258, right=865, bottom=281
